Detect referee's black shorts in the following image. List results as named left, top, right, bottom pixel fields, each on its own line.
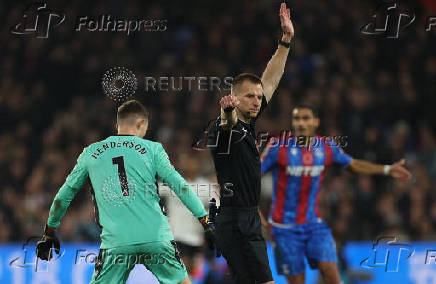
left=215, top=206, right=273, bottom=284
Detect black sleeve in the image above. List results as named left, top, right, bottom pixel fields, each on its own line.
left=207, top=117, right=232, bottom=153
left=255, top=95, right=268, bottom=120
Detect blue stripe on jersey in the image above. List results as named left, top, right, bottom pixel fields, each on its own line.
left=263, top=136, right=353, bottom=225
left=283, top=146, right=302, bottom=223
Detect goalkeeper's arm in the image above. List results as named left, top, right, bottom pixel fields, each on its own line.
left=153, top=143, right=218, bottom=251
left=37, top=149, right=88, bottom=260
left=154, top=143, right=207, bottom=218
left=46, top=148, right=89, bottom=228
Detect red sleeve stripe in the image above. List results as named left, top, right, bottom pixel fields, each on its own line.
left=272, top=145, right=289, bottom=223
left=295, top=147, right=313, bottom=224
left=324, top=142, right=333, bottom=166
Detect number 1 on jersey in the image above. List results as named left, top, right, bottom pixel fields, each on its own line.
left=112, top=156, right=130, bottom=196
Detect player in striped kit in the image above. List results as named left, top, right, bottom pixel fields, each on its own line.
left=261, top=104, right=411, bottom=284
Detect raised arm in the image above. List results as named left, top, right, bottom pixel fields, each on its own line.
left=261, top=3, right=295, bottom=102
left=348, top=158, right=412, bottom=181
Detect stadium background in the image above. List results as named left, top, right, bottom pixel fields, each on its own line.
left=1, top=0, right=436, bottom=283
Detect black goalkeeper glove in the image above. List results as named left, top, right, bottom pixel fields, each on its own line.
left=199, top=216, right=216, bottom=248
left=36, top=224, right=60, bottom=261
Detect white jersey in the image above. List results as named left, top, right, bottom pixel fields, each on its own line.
left=164, top=176, right=218, bottom=247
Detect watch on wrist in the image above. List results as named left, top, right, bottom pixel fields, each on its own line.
left=278, top=39, right=291, bottom=48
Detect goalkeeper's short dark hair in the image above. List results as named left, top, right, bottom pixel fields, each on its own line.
left=117, top=99, right=149, bottom=123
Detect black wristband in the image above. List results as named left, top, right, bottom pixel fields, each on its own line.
left=224, top=106, right=235, bottom=113
left=278, top=39, right=291, bottom=48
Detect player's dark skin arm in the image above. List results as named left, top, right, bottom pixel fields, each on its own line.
left=258, top=207, right=272, bottom=240
left=348, top=158, right=412, bottom=181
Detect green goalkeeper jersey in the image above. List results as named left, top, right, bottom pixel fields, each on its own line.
left=47, top=135, right=207, bottom=249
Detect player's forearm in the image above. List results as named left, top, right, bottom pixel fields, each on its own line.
left=261, top=39, right=291, bottom=101
left=219, top=107, right=237, bottom=130
left=258, top=207, right=268, bottom=226
left=47, top=184, right=80, bottom=228
left=349, top=159, right=387, bottom=176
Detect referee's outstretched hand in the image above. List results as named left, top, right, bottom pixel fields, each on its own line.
left=220, top=94, right=239, bottom=112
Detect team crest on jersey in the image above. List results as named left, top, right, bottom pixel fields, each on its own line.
left=302, top=152, right=313, bottom=164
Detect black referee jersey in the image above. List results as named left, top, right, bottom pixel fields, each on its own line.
left=208, top=96, right=268, bottom=208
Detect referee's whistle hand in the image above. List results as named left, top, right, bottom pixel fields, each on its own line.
left=220, top=94, right=239, bottom=110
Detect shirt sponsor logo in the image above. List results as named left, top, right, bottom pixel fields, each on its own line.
left=286, top=165, right=325, bottom=176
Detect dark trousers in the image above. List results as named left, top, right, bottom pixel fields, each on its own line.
left=215, top=207, right=273, bottom=284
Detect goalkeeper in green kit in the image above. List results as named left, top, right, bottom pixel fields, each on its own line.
left=36, top=100, right=214, bottom=284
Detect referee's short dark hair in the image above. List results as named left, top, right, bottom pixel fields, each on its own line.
left=292, top=104, right=319, bottom=118
left=117, top=99, right=149, bottom=123
left=232, top=73, right=263, bottom=89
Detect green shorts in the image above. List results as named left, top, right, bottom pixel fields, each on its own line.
left=89, top=241, right=188, bottom=284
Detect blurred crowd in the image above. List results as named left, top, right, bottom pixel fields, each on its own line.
left=1, top=0, right=436, bottom=276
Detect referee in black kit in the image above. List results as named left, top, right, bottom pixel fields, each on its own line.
left=207, top=3, right=294, bottom=283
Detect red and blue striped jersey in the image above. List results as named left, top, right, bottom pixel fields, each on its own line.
left=261, top=136, right=352, bottom=225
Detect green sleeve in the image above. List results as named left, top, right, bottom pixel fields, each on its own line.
left=47, top=148, right=89, bottom=228
left=154, top=143, right=207, bottom=218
